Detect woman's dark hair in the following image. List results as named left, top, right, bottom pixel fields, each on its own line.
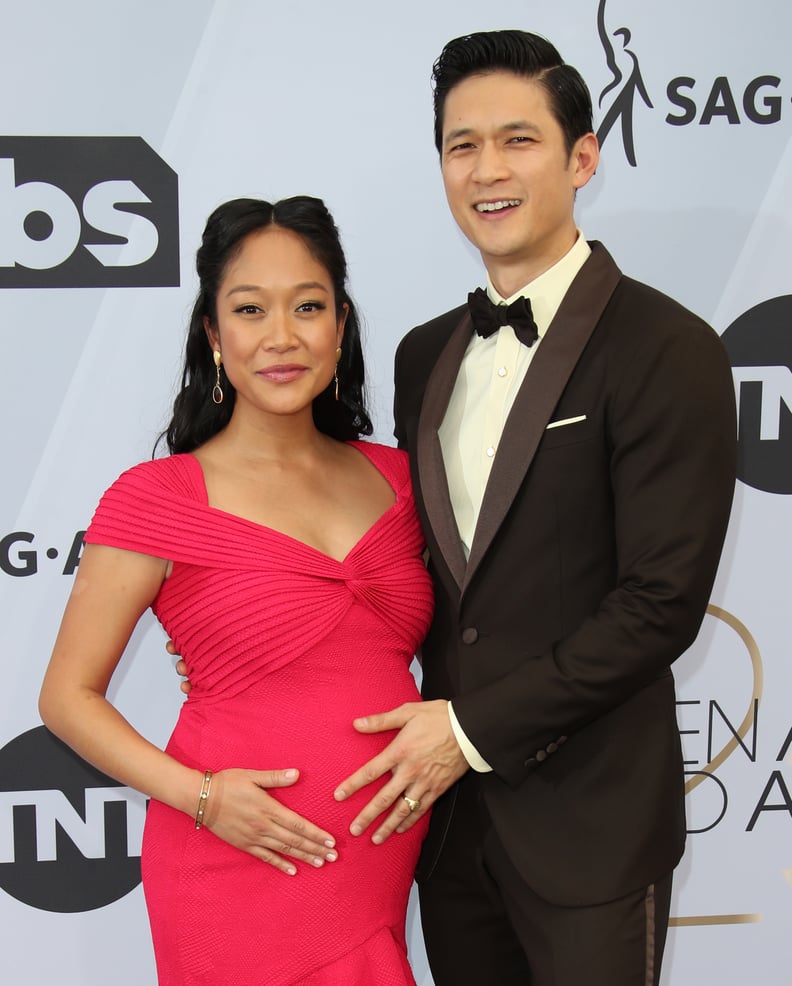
left=161, top=195, right=372, bottom=454
left=432, top=30, right=594, bottom=158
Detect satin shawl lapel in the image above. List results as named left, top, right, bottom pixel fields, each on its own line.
left=463, top=243, right=622, bottom=594
left=415, top=312, right=473, bottom=591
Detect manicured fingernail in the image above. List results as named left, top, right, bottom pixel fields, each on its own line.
left=324, top=839, right=335, bottom=849
left=325, top=851, right=337, bottom=862
left=312, top=857, right=324, bottom=868
left=286, top=866, right=296, bottom=876
left=372, top=834, right=383, bottom=845
left=284, top=769, right=298, bottom=780
left=350, top=823, right=362, bottom=836
left=354, top=717, right=368, bottom=728
left=334, top=788, right=346, bottom=801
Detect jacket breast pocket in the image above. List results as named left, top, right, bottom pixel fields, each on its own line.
left=539, top=414, right=593, bottom=450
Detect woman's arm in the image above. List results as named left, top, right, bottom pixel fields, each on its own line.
left=39, top=544, right=338, bottom=874
left=40, top=543, right=194, bottom=808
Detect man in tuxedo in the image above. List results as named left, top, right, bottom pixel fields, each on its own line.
left=334, top=29, right=737, bottom=986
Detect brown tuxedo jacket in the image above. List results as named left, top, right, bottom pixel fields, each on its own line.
left=394, top=243, right=737, bottom=907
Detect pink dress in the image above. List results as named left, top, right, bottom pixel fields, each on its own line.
left=85, top=441, right=434, bottom=985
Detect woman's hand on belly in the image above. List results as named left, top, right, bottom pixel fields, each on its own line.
left=204, top=768, right=338, bottom=876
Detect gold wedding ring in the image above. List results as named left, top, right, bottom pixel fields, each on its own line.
left=402, top=795, right=421, bottom=813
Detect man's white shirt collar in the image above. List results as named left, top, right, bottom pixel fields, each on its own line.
left=484, top=231, right=591, bottom=338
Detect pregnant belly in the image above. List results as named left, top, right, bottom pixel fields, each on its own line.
left=166, top=656, right=421, bottom=832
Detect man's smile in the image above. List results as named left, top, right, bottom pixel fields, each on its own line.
left=474, top=199, right=522, bottom=213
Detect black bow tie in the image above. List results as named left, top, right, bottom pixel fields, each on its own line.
left=467, top=287, right=538, bottom=348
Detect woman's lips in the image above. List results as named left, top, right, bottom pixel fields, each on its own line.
left=256, top=365, right=308, bottom=383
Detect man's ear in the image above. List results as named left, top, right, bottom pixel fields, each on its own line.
left=572, top=132, right=600, bottom=190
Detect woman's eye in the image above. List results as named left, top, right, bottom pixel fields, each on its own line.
left=296, top=301, right=326, bottom=313
left=234, top=304, right=261, bottom=315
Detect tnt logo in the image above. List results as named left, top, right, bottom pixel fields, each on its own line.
left=722, top=296, right=792, bottom=494
left=0, top=136, right=179, bottom=288
left=0, top=726, right=146, bottom=912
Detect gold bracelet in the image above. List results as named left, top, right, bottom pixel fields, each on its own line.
left=194, top=769, right=213, bottom=830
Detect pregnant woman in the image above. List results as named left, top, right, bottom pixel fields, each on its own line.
left=40, top=195, right=433, bottom=985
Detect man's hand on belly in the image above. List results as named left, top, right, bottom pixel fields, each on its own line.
left=333, top=700, right=468, bottom=843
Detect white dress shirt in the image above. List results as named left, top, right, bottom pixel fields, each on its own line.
left=441, top=233, right=592, bottom=771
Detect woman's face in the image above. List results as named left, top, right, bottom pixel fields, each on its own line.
left=205, top=226, right=347, bottom=422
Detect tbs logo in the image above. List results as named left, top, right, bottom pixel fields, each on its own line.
left=0, top=136, right=179, bottom=288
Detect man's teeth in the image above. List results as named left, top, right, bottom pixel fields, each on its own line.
left=475, top=200, right=520, bottom=213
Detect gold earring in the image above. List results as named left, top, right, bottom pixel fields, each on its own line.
left=334, top=347, right=342, bottom=401
left=212, top=350, right=224, bottom=405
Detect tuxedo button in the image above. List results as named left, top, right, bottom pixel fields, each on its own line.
left=558, top=735, right=568, bottom=745
left=535, top=750, right=547, bottom=763
left=546, top=742, right=558, bottom=754
left=461, top=627, right=479, bottom=645
left=497, top=366, right=508, bottom=378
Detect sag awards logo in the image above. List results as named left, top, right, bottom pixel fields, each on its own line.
left=722, top=296, right=792, bottom=495
left=0, top=727, right=146, bottom=912
left=595, top=0, right=787, bottom=166
left=0, top=136, right=179, bottom=288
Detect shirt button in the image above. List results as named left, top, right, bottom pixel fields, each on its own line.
left=486, top=446, right=496, bottom=458
left=497, top=366, right=508, bottom=378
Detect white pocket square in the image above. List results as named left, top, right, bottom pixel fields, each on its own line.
left=545, top=414, right=587, bottom=430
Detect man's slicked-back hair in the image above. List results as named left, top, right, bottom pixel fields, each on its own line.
left=432, top=30, right=594, bottom=157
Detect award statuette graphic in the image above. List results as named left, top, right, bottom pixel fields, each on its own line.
left=595, top=0, right=653, bottom=167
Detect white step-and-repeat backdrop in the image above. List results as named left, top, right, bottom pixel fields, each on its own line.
left=1, top=1, right=790, bottom=982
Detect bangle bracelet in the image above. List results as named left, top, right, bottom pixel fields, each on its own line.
left=194, top=769, right=213, bottom=830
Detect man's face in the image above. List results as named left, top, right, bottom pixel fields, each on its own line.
left=440, top=71, right=597, bottom=293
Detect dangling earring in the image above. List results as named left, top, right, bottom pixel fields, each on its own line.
left=334, top=347, right=342, bottom=401
left=212, top=350, right=224, bottom=405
